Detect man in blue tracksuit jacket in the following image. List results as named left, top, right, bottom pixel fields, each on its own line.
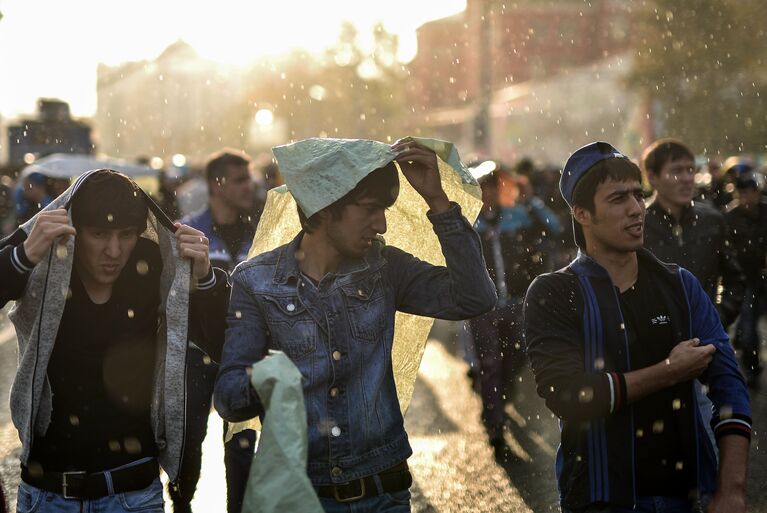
left=524, top=142, right=751, bottom=513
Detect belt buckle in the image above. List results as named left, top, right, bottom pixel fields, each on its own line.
left=332, top=479, right=366, bottom=503
left=62, top=471, right=86, bottom=499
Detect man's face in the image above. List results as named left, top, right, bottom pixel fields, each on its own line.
left=325, top=197, right=389, bottom=259
left=75, top=226, right=140, bottom=287
left=577, top=178, right=645, bottom=254
left=737, top=186, right=762, bottom=209
left=214, top=164, right=254, bottom=211
left=647, top=157, right=695, bottom=209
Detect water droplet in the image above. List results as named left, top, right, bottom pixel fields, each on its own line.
left=124, top=437, right=142, bottom=454
left=578, top=387, right=594, bottom=403
left=136, top=260, right=149, bottom=275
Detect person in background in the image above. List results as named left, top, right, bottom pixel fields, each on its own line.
left=642, top=139, right=745, bottom=329
left=175, top=149, right=257, bottom=513
left=0, top=175, right=15, bottom=236
left=725, top=170, right=767, bottom=388
left=153, top=168, right=183, bottom=221
left=469, top=164, right=562, bottom=455
left=15, top=172, right=52, bottom=226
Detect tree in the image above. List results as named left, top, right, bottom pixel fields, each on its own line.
left=239, top=22, right=408, bottom=148
left=628, top=0, right=767, bottom=154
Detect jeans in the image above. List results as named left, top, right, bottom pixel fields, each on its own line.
left=16, top=477, right=163, bottom=513
left=318, top=489, right=411, bottom=513
left=169, top=346, right=255, bottom=513
left=565, top=495, right=696, bottom=513
left=468, top=303, right=526, bottom=440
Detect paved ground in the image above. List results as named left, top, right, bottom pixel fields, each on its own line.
left=0, top=313, right=765, bottom=512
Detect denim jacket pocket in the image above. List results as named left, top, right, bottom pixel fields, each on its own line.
left=342, top=275, right=385, bottom=342
left=263, top=296, right=317, bottom=359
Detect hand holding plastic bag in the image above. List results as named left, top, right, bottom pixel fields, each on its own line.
left=242, top=352, right=323, bottom=513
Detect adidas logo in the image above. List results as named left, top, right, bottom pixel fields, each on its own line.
left=651, top=315, right=670, bottom=325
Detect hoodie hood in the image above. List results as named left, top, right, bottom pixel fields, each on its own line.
left=9, top=169, right=192, bottom=480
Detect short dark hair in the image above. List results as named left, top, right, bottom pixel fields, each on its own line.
left=71, top=170, right=147, bottom=232
left=571, top=158, right=642, bottom=214
left=642, top=139, right=695, bottom=176
left=298, top=162, right=400, bottom=233
left=205, top=149, right=251, bottom=186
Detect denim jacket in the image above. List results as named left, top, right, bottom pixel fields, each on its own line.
left=214, top=203, right=496, bottom=485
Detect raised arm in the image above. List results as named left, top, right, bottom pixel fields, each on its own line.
left=383, top=204, right=496, bottom=320
left=386, top=139, right=496, bottom=319
left=1, top=209, right=76, bottom=307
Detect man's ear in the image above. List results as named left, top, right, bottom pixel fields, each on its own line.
left=572, top=205, right=591, bottom=228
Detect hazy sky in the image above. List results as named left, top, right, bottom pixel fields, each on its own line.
left=0, top=0, right=465, bottom=118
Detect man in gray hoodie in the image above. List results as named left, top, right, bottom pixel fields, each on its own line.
left=0, top=169, right=229, bottom=513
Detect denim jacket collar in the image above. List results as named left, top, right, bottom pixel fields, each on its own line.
left=273, top=232, right=380, bottom=286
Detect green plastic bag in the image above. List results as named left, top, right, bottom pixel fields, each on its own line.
left=242, top=352, right=323, bottom=513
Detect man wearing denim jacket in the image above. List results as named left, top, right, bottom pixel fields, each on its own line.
left=214, top=138, right=496, bottom=512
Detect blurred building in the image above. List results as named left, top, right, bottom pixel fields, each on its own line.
left=7, top=99, right=94, bottom=166
left=96, top=40, right=251, bottom=161
left=407, top=0, right=644, bottom=162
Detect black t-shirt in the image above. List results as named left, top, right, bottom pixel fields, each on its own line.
left=29, top=238, right=162, bottom=472
left=619, top=265, right=690, bottom=496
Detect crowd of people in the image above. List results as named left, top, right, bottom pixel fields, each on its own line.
left=0, top=135, right=763, bottom=513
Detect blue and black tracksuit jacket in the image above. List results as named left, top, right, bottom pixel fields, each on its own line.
left=524, top=248, right=751, bottom=511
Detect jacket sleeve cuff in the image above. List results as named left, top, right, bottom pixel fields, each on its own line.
left=427, top=202, right=467, bottom=235
left=606, top=371, right=627, bottom=413
left=195, top=267, right=216, bottom=291
left=712, top=413, right=752, bottom=442
left=12, top=245, right=35, bottom=274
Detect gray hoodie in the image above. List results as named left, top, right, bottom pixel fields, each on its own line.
left=8, top=170, right=198, bottom=480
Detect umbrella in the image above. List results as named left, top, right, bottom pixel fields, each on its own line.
left=20, top=153, right=155, bottom=180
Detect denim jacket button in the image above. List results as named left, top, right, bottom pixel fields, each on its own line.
left=332, top=351, right=342, bottom=361
left=329, top=387, right=339, bottom=398
left=287, top=303, right=296, bottom=312
left=331, top=467, right=343, bottom=477
left=331, top=426, right=341, bottom=437
left=357, top=289, right=364, bottom=297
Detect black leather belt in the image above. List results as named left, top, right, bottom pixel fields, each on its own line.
left=315, top=462, right=412, bottom=503
left=21, top=459, right=159, bottom=500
